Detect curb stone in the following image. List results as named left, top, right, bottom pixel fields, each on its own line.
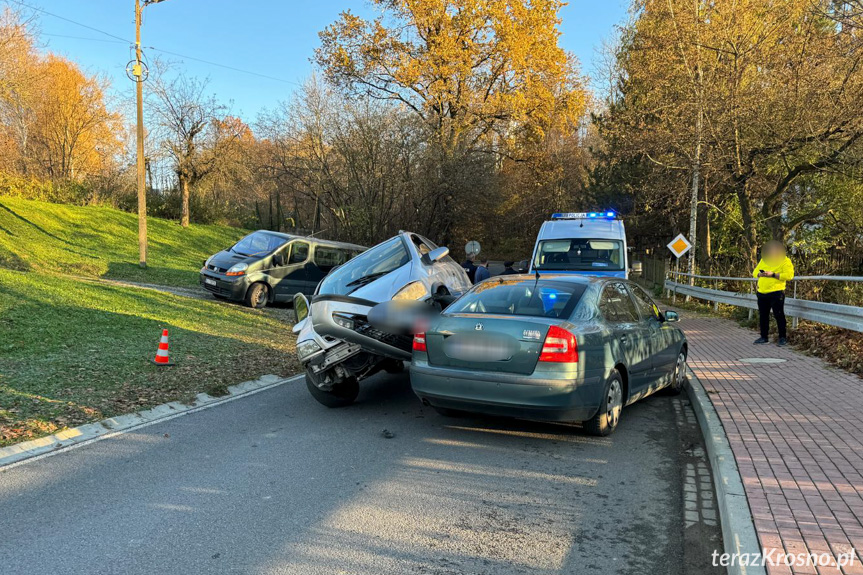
left=685, top=368, right=766, bottom=575
left=0, top=373, right=301, bottom=470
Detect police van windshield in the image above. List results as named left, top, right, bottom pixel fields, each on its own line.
left=534, top=239, right=624, bottom=272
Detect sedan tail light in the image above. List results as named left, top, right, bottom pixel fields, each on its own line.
left=539, top=325, right=578, bottom=363
left=413, top=332, right=427, bottom=352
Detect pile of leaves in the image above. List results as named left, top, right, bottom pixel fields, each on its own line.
left=789, top=321, right=863, bottom=377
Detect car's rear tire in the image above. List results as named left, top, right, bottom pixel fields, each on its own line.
left=245, top=283, right=268, bottom=308
left=584, top=370, right=624, bottom=437
left=305, top=369, right=359, bottom=408
left=666, top=349, right=687, bottom=395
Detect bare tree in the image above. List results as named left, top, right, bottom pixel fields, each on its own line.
left=149, top=66, right=225, bottom=227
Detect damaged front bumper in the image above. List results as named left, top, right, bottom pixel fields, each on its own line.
left=310, top=295, right=413, bottom=362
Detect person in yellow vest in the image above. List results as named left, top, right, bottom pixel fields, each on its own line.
left=752, top=240, right=795, bottom=346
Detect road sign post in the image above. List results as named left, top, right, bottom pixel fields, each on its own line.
left=667, top=234, right=693, bottom=304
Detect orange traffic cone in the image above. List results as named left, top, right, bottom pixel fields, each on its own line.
left=152, top=329, right=174, bottom=366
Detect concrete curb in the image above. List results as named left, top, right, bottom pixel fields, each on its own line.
left=0, top=373, right=301, bottom=470
left=685, top=369, right=766, bottom=575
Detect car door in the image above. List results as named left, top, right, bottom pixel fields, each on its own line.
left=274, top=240, right=311, bottom=299
left=629, top=283, right=677, bottom=379
left=599, top=282, right=653, bottom=395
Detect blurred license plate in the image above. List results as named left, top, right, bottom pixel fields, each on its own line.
left=205, top=278, right=217, bottom=286
left=442, top=332, right=518, bottom=362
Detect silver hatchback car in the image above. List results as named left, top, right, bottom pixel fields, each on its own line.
left=293, top=231, right=472, bottom=407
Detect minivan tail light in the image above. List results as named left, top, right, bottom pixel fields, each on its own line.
left=539, top=325, right=578, bottom=363
left=413, top=332, right=427, bottom=352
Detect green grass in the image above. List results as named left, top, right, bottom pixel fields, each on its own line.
left=0, top=268, right=298, bottom=447
left=0, top=196, right=247, bottom=287
left=0, top=196, right=299, bottom=447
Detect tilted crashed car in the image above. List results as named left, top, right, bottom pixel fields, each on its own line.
left=410, top=275, right=687, bottom=436
left=293, top=231, right=472, bottom=408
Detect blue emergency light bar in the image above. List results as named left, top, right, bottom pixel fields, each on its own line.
left=551, top=210, right=618, bottom=220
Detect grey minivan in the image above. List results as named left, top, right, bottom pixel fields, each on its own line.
left=200, top=230, right=366, bottom=308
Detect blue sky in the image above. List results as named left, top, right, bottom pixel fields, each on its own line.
left=25, top=0, right=628, bottom=120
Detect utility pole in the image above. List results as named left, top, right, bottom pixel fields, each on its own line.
left=687, top=0, right=704, bottom=301
left=131, top=0, right=167, bottom=269
left=134, top=0, right=147, bottom=268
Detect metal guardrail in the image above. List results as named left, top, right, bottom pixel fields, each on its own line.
left=664, top=272, right=863, bottom=333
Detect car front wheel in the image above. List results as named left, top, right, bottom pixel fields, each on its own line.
left=305, top=369, right=359, bottom=408
left=584, top=370, right=624, bottom=437
left=245, top=283, right=268, bottom=308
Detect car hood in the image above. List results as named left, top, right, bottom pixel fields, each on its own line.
left=207, top=249, right=259, bottom=272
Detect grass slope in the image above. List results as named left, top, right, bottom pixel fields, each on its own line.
left=0, top=196, right=247, bottom=287
left=0, top=197, right=297, bottom=447
left=0, top=268, right=298, bottom=446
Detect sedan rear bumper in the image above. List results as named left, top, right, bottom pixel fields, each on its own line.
left=410, top=362, right=605, bottom=423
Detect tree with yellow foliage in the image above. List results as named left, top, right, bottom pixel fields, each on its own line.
left=316, top=0, right=587, bottom=243
left=27, top=55, right=123, bottom=180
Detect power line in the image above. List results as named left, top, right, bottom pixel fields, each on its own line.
left=42, top=33, right=127, bottom=44
left=6, top=0, right=301, bottom=86
left=145, top=46, right=302, bottom=86
left=5, top=0, right=132, bottom=43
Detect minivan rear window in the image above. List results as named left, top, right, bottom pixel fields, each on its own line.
left=446, top=280, right=587, bottom=318
left=315, top=247, right=351, bottom=272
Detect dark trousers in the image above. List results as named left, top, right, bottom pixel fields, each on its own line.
left=757, top=290, right=787, bottom=339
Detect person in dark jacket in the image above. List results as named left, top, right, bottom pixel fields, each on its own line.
left=500, top=261, right=517, bottom=275
left=461, top=254, right=477, bottom=283
left=474, top=259, right=491, bottom=282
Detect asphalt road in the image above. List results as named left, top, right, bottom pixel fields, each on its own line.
left=0, top=372, right=721, bottom=575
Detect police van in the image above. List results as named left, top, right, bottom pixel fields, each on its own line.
left=528, top=211, right=629, bottom=279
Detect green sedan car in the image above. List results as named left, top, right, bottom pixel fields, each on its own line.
left=410, top=275, right=687, bottom=436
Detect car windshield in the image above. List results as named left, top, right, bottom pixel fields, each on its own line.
left=534, top=239, right=624, bottom=272
left=231, top=231, right=289, bottom=257
left=446, top=279, right=587, bottom=318
left=318, top=237, right=410, bottom=296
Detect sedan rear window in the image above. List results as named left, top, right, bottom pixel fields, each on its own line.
left=446, top=280, right=586, bottom=318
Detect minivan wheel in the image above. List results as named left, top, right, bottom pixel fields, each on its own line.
left=584, top=370, right=624, bottom=437
left=245, top=283, right=268, bottom=309
left=305, top=370, right=359, bottom=408
left=666, top=349, right=687, bottom=395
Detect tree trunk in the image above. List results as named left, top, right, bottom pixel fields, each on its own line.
left=736, top=185, right=758, bottom=268
left=180, top=176, right=190, bottom=228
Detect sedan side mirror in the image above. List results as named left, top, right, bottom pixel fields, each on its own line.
left=273, top=252, right=287, bottom=267
left=428, top=246, right=449, bottom=263
left=664, top=310, right=680, bottom=322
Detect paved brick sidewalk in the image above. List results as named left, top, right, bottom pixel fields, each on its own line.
left=681, top=312, right=863, bottom=574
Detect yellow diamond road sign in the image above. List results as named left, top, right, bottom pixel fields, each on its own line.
left=667, top=234, right=692, bottom=258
